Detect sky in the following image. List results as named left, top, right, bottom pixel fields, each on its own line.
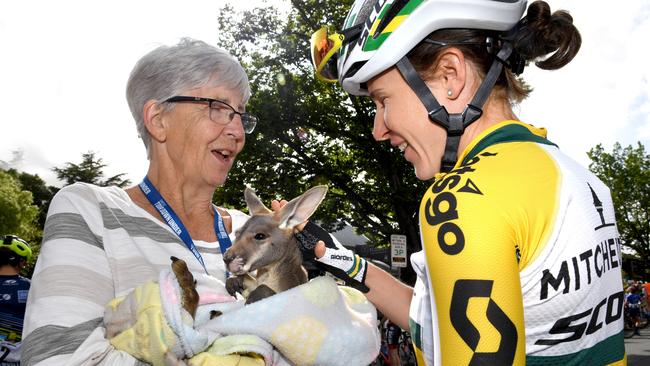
left=1, top=0, right=649, bottom=187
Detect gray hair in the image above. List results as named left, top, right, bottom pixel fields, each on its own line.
left=126, top=38, right=251, bottom=158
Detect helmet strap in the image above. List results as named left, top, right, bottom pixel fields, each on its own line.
left=394, top=42, right=513, bottom=172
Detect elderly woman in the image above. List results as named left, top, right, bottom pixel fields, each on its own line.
left=21, top=38, right=257, bottom=365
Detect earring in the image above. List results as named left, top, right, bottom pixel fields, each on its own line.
left=447, top=89, right=453, bottom=97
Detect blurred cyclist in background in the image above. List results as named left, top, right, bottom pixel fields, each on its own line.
left=385, top=319, right=402, bottom=366
left=625, top=285, right=642, bottom=336
left=0, top=235, right=32, bottom=365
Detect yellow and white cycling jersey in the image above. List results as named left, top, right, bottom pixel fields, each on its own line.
left=409, top=120, right=626, bottom=366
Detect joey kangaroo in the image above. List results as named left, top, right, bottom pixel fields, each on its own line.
left=169, top=256, right=224, bottom=319
left=170, top=256, right=199, bottom=318
left=223, top=185, right=328, bottom=304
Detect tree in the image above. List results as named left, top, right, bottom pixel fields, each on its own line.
left=52, top=151, right=131, bottom=188
left=5, top=169, right=57, bottom=228
left=0, top=170, right=40, bottom=240
left=0, top=169, right=41, bottom=277
left=214, top=0, right=428, bottom=283
left=588, top=142, right=650, bottom=278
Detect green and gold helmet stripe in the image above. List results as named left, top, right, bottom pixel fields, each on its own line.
left=362, top=0, right=425, bottom=52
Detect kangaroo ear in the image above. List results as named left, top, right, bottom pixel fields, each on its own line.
left=278, top=185, right=328, bottom=230
left=244, top=186, right=272, bottom=215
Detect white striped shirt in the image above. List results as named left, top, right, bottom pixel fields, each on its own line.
left=22, top=183, right=248, bottom=365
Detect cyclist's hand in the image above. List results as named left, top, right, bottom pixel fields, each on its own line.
left=295, top=221, right=369, bottom=293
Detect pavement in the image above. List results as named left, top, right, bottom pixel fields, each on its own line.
left=625, top=326, right=650, bottom=366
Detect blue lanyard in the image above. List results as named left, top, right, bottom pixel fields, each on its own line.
left=139, top=176, right=232, bottom=275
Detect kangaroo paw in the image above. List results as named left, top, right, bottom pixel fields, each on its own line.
left=245, top=284, right=276, bottom=305
left=225, top=276, right=245, bottom=297
left=170, top=256, right=199, bottom=318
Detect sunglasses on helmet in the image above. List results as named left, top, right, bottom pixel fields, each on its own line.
left=310, top=25, right=363, bottom=83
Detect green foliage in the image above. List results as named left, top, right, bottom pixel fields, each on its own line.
left=5, top=169, right=57, bottom=228
left=0, top=169, right=41, bottom=276
left=2, top=151, right=129, bottom=277
left=214, top=0, right=428, bottom=282
left=0, top=170, right=40, bottom=240
left=588, top=142, right=650, bottom=270
left=52, top=151, right=131, bottom=188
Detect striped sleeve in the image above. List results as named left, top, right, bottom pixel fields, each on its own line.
left=22, top=184, right=139, bottom=366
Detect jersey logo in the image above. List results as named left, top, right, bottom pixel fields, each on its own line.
left=450, top=279, right=518, bottom=364
left=425, top=191, right=464, bottom=255
left=540, top=237, right=621, bottom=300
left=535, top=291, right=623, bottom=345
left=588, top=183, right=615, bottom=230
left=424, top=152, right=494, bottom=256
left=535, top=183, right=624, bottom=345
left=457, top=178, right=483, bottom=195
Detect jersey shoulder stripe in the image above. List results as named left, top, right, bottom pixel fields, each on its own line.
left=461, top=121, right=557, bottom=166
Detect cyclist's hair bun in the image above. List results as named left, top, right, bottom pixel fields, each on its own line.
left=513, top=0, right=581, bottom=71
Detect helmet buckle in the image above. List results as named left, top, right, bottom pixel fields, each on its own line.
left=428, top=106, right=449, bottom=126
left=447, top=115, right=464, bottom=136
left=463, top=104, right=483, bottom=125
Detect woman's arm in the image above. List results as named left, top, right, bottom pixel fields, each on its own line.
left=22, top=184, right=138, bottom=365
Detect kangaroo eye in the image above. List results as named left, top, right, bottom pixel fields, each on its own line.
left=254, top=233, right=267, bottom=241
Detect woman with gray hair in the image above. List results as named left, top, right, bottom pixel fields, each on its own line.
left=21, top=38, right=258, bottom=365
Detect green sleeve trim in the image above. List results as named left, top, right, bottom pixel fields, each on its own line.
left=408, top=318, right=422, bottom=349
left=526, top=331, right=625, bottom=366
left=462, top=124, right=557, bottom=166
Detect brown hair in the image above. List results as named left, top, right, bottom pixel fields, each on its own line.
left=407, top=1, right=581, bottom=103
left=0, top=248, right=24, bottom=268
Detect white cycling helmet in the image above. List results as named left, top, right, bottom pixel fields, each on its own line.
left=310, top=0, right=529, bottom=171
left=338, top=0, right=528, bottom=95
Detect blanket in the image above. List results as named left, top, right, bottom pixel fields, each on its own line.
left=198, top=276, right=380, bottom=366
left=105, top=270, right=380, bottom=366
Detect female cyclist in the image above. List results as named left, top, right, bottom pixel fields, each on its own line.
left=303, top=0, right=626, bottom=365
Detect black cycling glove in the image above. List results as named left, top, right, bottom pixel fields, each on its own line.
left=295, top=221, right=369, bottom=293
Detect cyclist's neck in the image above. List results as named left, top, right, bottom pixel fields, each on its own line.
left=0, top=265, right=20, bottom=276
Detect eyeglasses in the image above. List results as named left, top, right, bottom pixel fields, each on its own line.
left=309, top=25, right=363, bottom=83
left=164, top=96, right=257, bottom=134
